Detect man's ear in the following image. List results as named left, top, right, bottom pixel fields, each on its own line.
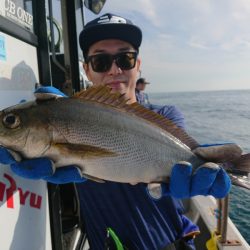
left=136, top=57, right=141, bottom=71
left=83, top=62, right=91, bottom=80
left=83, top=62, right=88, bottom=72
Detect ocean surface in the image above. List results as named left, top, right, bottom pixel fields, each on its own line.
left=149, top=89, right=250, bottom=244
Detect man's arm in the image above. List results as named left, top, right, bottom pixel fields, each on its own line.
left=149, top=104, right=185, bottom=128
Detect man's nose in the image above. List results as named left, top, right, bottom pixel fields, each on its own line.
left=107, top=60, right=122, bottom=75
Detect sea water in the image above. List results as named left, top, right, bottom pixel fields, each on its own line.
left=150, top=89, right=250, bottom=244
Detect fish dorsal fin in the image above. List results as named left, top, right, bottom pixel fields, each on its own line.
left=127, top=102, right=199, bottom=150
left=73, top=86, right=199, bottom=150
left=74, top=85, right=129, bottom=107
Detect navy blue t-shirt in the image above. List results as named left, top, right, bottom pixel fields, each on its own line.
left=76, top=104, right=198, bottom=249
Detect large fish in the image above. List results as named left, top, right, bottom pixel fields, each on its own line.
left=0, top=86, right=249, bottom=186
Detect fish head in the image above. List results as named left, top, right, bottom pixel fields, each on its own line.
left=0, top=101, right=53, bottom=159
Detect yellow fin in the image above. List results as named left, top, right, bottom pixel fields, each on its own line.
left=74, top=85, right=129, bottom=106
left=73, top=85, right=199, bottom=150
left=53, top=143, right=116, bottom=158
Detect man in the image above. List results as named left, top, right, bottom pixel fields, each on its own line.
left=0, top=13, right=231, bottom=249
left=135, top=77, right=150, bottom=105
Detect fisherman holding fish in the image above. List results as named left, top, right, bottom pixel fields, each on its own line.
left=0, top=13, right=234, bottom=249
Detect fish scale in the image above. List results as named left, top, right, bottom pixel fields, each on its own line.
left=0, top=86, right=249, bottom=185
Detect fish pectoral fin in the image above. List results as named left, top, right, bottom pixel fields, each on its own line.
left=192, top=143, right=242, bottom=162
left=52, top=143, right=116, bottom=159
left=82, top=173, right=105, bottom=183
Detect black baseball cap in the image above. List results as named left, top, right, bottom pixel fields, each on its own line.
left=79, top=13, right=142, bottom=58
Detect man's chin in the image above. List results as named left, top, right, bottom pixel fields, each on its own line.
left=110, top=87, right=123, bottom=93
left=109, top=87, right=135, bottom=103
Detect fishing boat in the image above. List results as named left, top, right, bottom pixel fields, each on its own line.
left=188, top=195, right=250, bottom=249
left=0, top=0, right=249, bottom=249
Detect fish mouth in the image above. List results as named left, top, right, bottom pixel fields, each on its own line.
left=0, top=127, right=31, bottom=155
left=0, top=147, right=22, bottom=162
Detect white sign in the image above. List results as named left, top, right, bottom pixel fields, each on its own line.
left=0, top=0, right=33, bottom=30
left=0, top=165, right=52, bottom=250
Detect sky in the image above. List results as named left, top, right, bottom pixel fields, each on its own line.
left=84, top=0, right=250, bottom=93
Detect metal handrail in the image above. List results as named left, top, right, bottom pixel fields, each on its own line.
left=47, top=0, right=66, bottom=74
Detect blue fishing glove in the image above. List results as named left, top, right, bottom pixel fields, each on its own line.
left=0, top=147, right=86, bottom=183
left=0, top=86, right=86, bottom=184
left=147, top=143, right=232, bottom=200
left=167, top=161, right=231, bottom=199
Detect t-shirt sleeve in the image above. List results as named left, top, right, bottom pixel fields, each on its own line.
left=149, top=104, right=185, bottom=129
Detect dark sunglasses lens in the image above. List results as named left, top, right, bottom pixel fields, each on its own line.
left=88, top=52, right=137, bottom=72
left=90, top=54, right=113, bottom=72
left=116, top=53, right=137, bottom=70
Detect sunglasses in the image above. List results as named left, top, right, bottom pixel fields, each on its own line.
left=86, top=51, right=138, bottom=73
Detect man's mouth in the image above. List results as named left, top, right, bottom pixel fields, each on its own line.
left=106, top=81, right=123, bottom=91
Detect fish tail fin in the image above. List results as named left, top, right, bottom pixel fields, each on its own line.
left=222, top=153, right=250, bottom=175
left=192, top=143, right=242, bottom=162
left=229, top=174, right=250, bottom=190
left=220, top=153, right=250, bottom=190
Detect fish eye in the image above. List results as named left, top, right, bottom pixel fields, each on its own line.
left=2, top=113, right=21, bottom=129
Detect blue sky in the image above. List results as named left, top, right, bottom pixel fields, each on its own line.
left=85, top=0, right=250, bottom=93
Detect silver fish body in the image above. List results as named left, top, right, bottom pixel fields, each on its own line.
left=52, top=99, right=203, bottom=183
left=0, top=86, right=245, bottom=184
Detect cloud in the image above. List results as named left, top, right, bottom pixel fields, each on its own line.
left=85, top=0, right=250, bottom=92
left=188, top=36, right=210, bottom=49
left=136, top=0, right=160, bottom=26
